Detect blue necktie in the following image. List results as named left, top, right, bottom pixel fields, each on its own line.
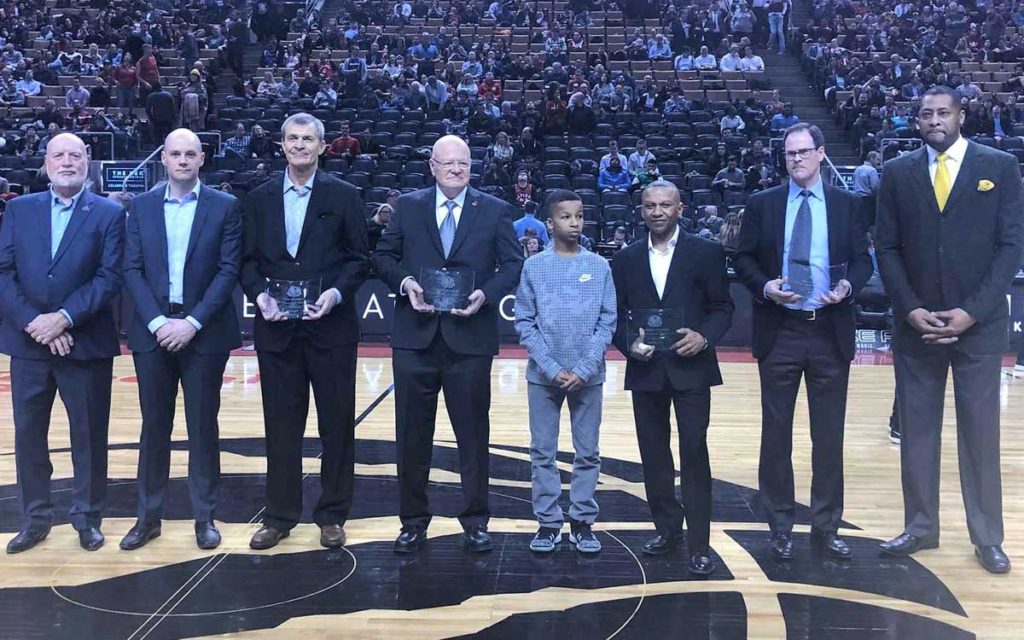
left=440, top=200, right=457, bottom=258
left=789, top=190, right=814, bottom=298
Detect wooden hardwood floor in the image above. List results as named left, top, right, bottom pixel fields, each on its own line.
left=0, top=351, right=1020, bottom=639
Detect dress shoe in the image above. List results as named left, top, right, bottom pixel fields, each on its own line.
left=641, top=533, right=680, bottom=556
left=879, top=532, right=939, bottom=557
left=394, top=527, right=427, bottom=553
left=463, top=526, right=493, bottom=553
left=689, top=549, right=716, bottom=575
left=249, top=525, right=289, bottom=550
left=975, top=545, right=1011, bottom=574
left=79, top=526, right=105, bottom=551
left=195, top=521, right=221, bottom=550
left=319, top=524, right=346, bottom=549
left=770, top=532, right=794, bottom=560
left=6, top=528, right=49, bottom=554
left=119, top=522, right=161, bottom=551
left=811, top=531, right=852, bottom=559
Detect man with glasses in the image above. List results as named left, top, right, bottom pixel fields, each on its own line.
left=0, top=134, right=126, bottom=553
left=733, top=123, right=873, bottom=561
left=373, top=135, right=523, bottom=554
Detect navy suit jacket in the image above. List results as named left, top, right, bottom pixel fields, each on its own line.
left=611, top=232, right=734, bottom=391
left=372, top=186, right=524, bottom=356
left=733, top=183, right=873, bottom=361
left=0, top=190, right=125, bottom=361
left=124, top=183, right=242, bottom=355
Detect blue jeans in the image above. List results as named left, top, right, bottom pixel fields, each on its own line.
left=769, top=13, right=786, bottom=53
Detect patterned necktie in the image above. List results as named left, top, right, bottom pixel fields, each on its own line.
left=934, top=152, right=951, bottom=212
left=788, top=189, right=814, bottom=298
left=440, top=200, right=457, bottom=258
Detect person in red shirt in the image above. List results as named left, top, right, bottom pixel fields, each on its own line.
left=326, top=121, right=361, bottom=167
left=136, top=44, right=160, bottom=101
left=477, top=71, right=502, bottom=100
left=113, top=53, right=139, bottom=108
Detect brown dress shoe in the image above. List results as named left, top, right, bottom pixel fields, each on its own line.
left=320, top=524, right=346, bottom=548
left=249, top=526, right=289, bottom=550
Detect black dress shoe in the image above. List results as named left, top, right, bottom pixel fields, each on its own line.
left=463, top=526, right=493, bottom=553
left=79, top=526, right=105, bottom=551
left=641, top=533, right=680, bottom=556
left=975, top=545, right=1011, bottom=574
left=249, top=525, right=289, bottom=550
left=879, top=532, right=939, bottom=557
left=6, top=528, right=49, bottom=554
left=770, top=532, right=794, bottom=560
left=394, top=527, right=427, bottom=554
left=119, top=522, right=161, bottom=551
left=689, top=549, right=716, bottom=575
left=195, top=521, right=221, bottom=550
left=811, top=531, right=852, bottom=559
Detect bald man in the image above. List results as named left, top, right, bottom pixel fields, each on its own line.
left=120, top=129, right=241, bottom=551
left=373, top=135, right=523, bottom=553
left=0, top=134, right=126, bottom=553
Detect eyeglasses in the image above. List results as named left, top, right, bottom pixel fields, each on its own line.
left=431, top=159, right=470, bottom=171
left=784, top=147, right=819, bottom=161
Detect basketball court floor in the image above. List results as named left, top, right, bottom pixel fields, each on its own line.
left=0, top=348, right=1021, bottom=639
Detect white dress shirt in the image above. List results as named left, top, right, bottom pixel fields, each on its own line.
left=926, top=134, right=967, bottom=188
left=400, top=186, right=469, bottom=295
left=648, top=225, right=679, bottom=299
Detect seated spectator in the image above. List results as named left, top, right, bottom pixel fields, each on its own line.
left=566, top=91, right=597, bottom=134
left=314, top=80, right=338, bottom=109
left=719, top=45, right=743, bottom=72
left=15, top=70, right=41, bottom=98
left=257, top=71, right=279, bottom=97
left=1, top=43, right=26, bottom=71
left=522, top=235, right=543, bottom=257
left=956, top=77, right=983, bottom=102
left=478, top=72, right=503, bottom=99
left=746, top=155, right=779, bottom=192
left=248, top=124, right=277, bottom=159
left=223, top=122, right=252, bottom=159
left=65, top=76, right=91, bottom=109
left=514, top=200, right=550, bottom=244
left=461, top=52, right=484, bottom=78
left=720, top=107, right=746, bottom=134
left=713, top=156, right=746, bottom=192
left=277, top=70, right=300, bottom=102
left=423, top=75, right=449, bottom=109
left=697, top=205, right=724, bottom=234
left=598, top=156, right=631, bottom=192
left=631, top=159, right=662, bottom=191
left=327, top=122, right=361, bottom=160
left=731, top=3, right=756, bottom=38
left=627, top=138, right=656, bottom=175
left=648, top=34, right=673, bottom=60
left=609, top=226, right=631, bottom=249
left=695, top=46, right=718, bottom=70
left=674, top=47, right=696, bottom=71
left=368, top=203, right=393, bottom=241
left=663, top=88, right=690, bottom=115
left=717, top=211, right=743, bottom=253
left=599, top=140, right=629, bottom=172
left=741, top=46, right=765, bottom=72
left=514, top=126, right=543, bottom=160
left=16, top=127, right=43, bottom=158
left=770, top=104, right=800, bottom=132
left=513, top=171, right=537, bottom=207
left=985, top=103, right=1016, bottom=139
left=457, top=73, right=479, bottom=95
left=901, top=73, right=925, bottom=100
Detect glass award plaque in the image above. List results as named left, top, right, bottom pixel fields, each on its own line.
left=627, top=308, right=685, bottom=351
left=266, top=277, right=322, bottom=319
left=829, top=262, right=848, bottom=290
left=419, top=268, right=475, bottom=312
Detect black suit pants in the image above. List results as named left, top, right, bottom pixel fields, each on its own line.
left=256, top=338, right=358, bottom=531
left=757, top=316, right=849, bottom=535
left=631, top=388, right=712, bottom=550
left=11, top=356, right=113, bottom=532
left=132, top=348, right=229, bottom=525
left=393, top=333, right=493, bottom=530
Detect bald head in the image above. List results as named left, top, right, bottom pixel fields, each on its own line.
left=430, top=135, right=471, bottom=195
left=164, top=128, right=203, bottom=151
left=162, top=128, right=205, bottom=191
left=432, top=134, right=470, bottom=158
left=45, top=133, right=89, bottom=197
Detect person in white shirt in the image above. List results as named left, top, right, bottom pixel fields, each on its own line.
left=599, top=140, right=629, bottom=173
left=695, top=46, right=718, bottom=70
left=719, top=44, right=743, bottom=72
left=674, top=48, right=696, bottom=71
left=627, top=138, right=657, bottom=175
left=741, top=46, right=765, bottom=71
left=15, top=70, right=41, bottom=97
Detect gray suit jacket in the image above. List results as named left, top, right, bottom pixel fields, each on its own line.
left=875, top=139, right=1024, bottom=355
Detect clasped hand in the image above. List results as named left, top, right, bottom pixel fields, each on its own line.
left=908, top=307, right=975, bottom=344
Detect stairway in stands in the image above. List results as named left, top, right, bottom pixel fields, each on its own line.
left=762, top=1, right=861, bottom=166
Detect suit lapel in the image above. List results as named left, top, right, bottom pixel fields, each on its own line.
left=184, top=185, right=210, bottom=263
left=145, top=189, right=170, bottom=275
left=772, top=186, right=787, bottom=273
left=422, top=188, right=444, bottom=257
left=448, top=188, right=480, bottom=259
left=50, top=191, right=92, bottom=269
left=912, top=146, right=942, bottom=216
left=295, top=172, right=325, bottom=258
left=823, top=186, right=839, bottom=262
left=942, top=140, right=980, bottom=216
left=37, top=193, right=52, bottom=265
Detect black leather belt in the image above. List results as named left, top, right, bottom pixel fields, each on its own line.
left=168, top=303, right=185, bottom=315
left=780, top=305, right=831, bottom=321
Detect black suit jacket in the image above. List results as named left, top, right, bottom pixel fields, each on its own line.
left=124, top=183, right=242, bottom=355
left=875, top=140, right=1024, bottom=355
left=733, top=182, right=873, bottom=361
left=240, top=171, right=370, bottom=352
left=611, top=232, right=734, bottom=392
left=0, top=190, right=125, bottom=360
left=371, top=186, right=524, bottom=356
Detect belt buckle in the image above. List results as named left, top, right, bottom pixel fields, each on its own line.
left=806, top=309, right=816, bottom=321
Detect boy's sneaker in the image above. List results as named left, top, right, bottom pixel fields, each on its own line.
left=530, top=526, right=562, bottom=553
left=569, top=521, right=602, bottom=554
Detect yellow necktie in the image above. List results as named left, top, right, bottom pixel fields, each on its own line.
left=934, top=152, right=951, bottom=212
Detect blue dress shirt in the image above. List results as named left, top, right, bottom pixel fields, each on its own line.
left=781, top=178, right=830, bottom=310
left=51, top=186, right=85, bottom=327
left=148, top=181, right=204, bottom=334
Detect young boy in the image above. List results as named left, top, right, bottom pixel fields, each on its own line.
left=514, top=190, right=617, bottom=554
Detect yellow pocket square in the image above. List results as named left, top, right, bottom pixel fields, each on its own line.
left=978, top=179, right=995, bottom=192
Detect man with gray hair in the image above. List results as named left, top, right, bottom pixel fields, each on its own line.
left=241, top=113, right=370, bottom=551
left=0, top=133, right=126, bottom=554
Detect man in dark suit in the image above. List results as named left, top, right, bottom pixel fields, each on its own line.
left=733, top=123, right=873, bottom=561
left=611, top=180, right=734, bottom=575
left=241, top=113, right=370, bottom=550
left=875, top=86, right=1022, bottom=574
left=0, top=133, right=125, bottom=553
left=119, top=129, right=241, bottom=551
left=372, top=135, right=523, bottom=553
